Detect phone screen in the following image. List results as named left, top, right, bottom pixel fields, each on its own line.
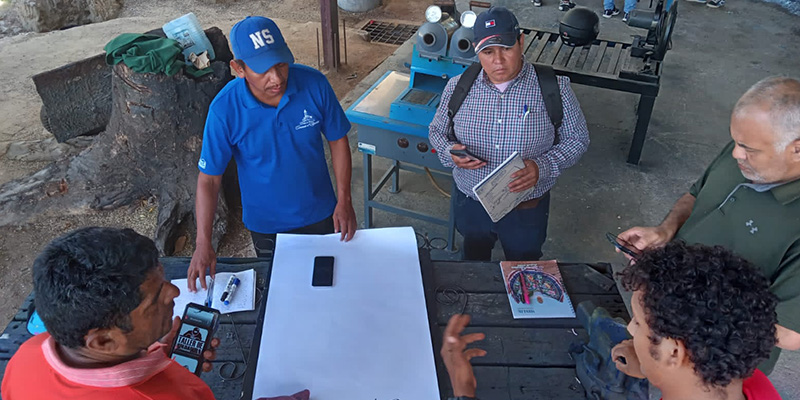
left=312, top=256, right=334, bottom=287
left=172, top=323, right=211, bottom=358
left=169, top=303, right=219, bottom=375
left=171, top=353, right=200, bottom=372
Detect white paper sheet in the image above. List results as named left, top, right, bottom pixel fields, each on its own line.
left=473, top=151, right=536, bottom=222
left=251, top=227, right=439, bottom=400
left=171, top=269, right=256, bottom=317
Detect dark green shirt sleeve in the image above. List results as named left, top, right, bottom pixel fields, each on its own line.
left=773, top=239, right=800, bottom=332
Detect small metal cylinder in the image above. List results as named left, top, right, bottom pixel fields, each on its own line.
left=448, top=25, right=477, bottom=60
left=417, top=22, right=449, bottom=56
left=626, top=10, right=657, bottom=29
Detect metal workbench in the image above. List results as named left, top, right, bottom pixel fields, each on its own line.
left=522, top=28, right=662, bottom=165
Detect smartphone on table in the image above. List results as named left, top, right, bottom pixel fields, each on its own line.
left=449, top=148, right=487, bottom=163
left=168, top=302, right=220, bottom=375
left=312, top=256, right=335, bottom=287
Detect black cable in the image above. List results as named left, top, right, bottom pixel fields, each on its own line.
left=217, top=287, right=265, bottom=381
left=415, top=232, right=448, bottom=250
left=435, top=285, right=468, bottom=315
left=217, top=314, right=247, bottom=381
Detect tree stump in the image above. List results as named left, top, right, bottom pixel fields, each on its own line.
left=0, top=62, right=233, bottom=254
left=14, top=0, right=124, bottom=33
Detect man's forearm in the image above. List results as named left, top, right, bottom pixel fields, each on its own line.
left=329, top=136, right=353, bottom=202
left=195, top=174, right=222, bottom=246
left=658, top=193, right=696, bottom=237
left=776, top=324, right=800, bottom=351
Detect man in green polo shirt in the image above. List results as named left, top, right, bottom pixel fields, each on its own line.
left=617, top=76, right=800, bottom=375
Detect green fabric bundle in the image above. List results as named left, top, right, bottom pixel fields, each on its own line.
left=104, top=33, right=212, bottom=78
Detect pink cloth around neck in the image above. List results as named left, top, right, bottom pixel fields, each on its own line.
left=40, top=335, right=172, bottom=388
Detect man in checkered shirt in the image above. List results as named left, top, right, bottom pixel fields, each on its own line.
left=429, top=7, right=589, bottom=261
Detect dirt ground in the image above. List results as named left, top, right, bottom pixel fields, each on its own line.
left=0, top=0, right=430, bottom=326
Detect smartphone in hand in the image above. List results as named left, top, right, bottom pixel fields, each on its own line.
left=605, top=232, right=642, bottom=259
left=169, top=303, right=220, bottom=375
left=449, top=148, right=487, bottom=163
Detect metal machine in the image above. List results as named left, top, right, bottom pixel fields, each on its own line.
left=346, top=5, right=478, bottom=252
left=627, top=0, right=679, bottom=62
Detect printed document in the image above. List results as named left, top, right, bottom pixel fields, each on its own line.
left=473, top=151, right=535, bottom=222
left=500, top=260, right=576, bottom=319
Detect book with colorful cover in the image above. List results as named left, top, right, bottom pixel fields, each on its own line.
left=500, top=260, right=576, bottom=319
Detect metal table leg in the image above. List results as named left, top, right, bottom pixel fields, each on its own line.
left=446, top=180, right=458, bottom=253
left=389, top=160, right=401, bottom=193
left=627, top=95, right=657, bottom=165
left=363, top=153, right=373, bottom=228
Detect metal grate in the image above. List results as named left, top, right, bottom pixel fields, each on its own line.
left=361, top=20, right=419, bottom=45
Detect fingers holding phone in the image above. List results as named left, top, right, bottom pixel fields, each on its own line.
left=168, top=303, right=221, bottom=376
left=606, top=232, right=643, bottom=260
left=449, top=145, right=487, bottom=169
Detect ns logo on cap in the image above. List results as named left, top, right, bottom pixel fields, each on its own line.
left=249, top=29, right=275, bottom=49
left=485, top=19, right=496, bottom=28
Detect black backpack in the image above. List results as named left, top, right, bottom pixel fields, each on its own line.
left=445, top=62, right=564, bottom=145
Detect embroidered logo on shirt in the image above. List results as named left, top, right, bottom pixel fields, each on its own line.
left=295, top=109, right=321, bottom=130
left=198, top=158, right=207, bottom=169
left=746, top=219, right=758, bottom=235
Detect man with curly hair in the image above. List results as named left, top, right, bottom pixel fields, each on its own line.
left=611, top=241, right=781, bottom=399
left=440, top=242, right=781, bottom=399
left=617, top=76, right=800, bottom=374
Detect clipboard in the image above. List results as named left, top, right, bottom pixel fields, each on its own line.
left=472, top=151, right=535, bottom=222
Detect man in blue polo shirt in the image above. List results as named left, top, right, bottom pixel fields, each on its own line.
left=187, top=16, right=356, bottom=291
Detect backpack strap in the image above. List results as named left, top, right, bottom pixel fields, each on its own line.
left=445, top=62, right=565, bottom=145
left=532, top=63, right=564, bottom=145
left=445, top=62, right=482, bottom=142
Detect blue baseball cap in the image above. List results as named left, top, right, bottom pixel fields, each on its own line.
left=230, top=16, right=295, bottom=73
left=473, top=7, right=521, bottom=53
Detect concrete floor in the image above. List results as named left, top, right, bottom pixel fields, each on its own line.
left=339, top=0, right=800, bottom=397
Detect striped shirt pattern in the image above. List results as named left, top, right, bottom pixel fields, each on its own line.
left=429, top=62, right=590, bottom=201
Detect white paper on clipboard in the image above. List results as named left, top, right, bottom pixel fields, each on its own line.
left=473, top=151, right=536, bottom=222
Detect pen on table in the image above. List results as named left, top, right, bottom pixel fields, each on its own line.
left=220, top=275, right=240, bottom=306
left=205, top=278, right=215, bottom=307
left=519, top=271, right=530, bottom=304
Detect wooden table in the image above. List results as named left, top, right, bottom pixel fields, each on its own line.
left=0, top=252, right=628, bottom=400
left=421, top=252, right=629, bottom=399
